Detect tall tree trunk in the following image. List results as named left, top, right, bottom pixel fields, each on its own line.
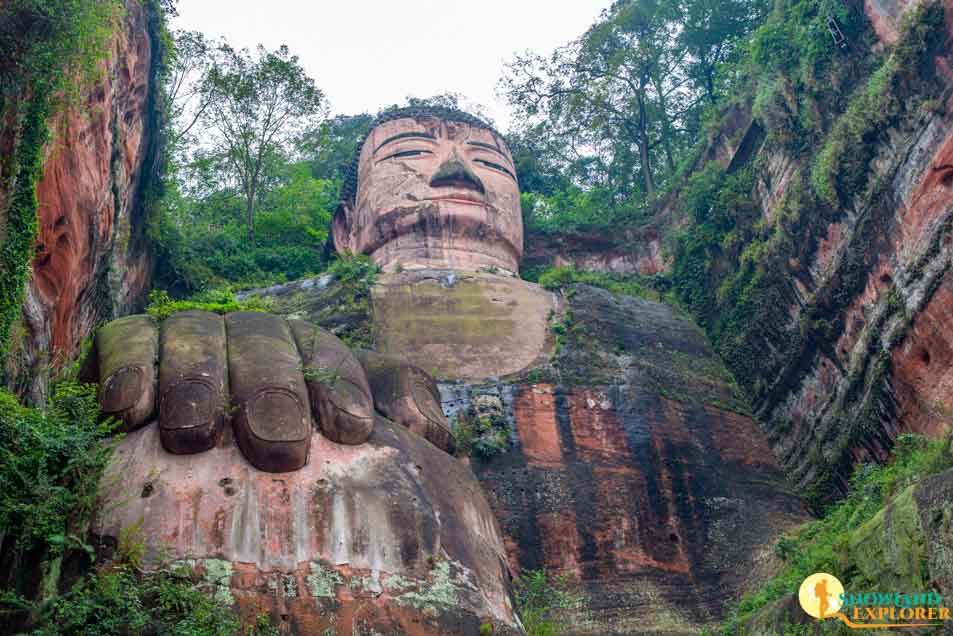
left=651, top=73, right=677, bottom=174
left=637, top=91, right=656, bottom=196
left=245, top=187, right=256, bottom=247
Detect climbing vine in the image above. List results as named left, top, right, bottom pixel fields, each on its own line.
left=0, top=87, right=48, bottom=365
left=0, top=0, right=126, bottom=362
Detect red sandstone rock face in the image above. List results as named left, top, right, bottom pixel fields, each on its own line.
left=752, top=3, right=953, bottom=493
left=464, top=384, right=805, bottom=635
left=523, top=228, right=668, bottom=276
left=434, top=286, right=808, bottom=635
left=7, top=0, right=158, bottom=403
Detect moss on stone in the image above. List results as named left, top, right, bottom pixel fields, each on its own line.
left=848, top=485, right=927, bottom=590
left=96, top=315, right=159, bottom=380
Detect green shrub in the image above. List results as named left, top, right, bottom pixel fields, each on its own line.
left=454, top=411, right=511, bottom=459
left=151, top=163, right=335, bottom=296
left=327, top=252, right=379, bottom=286
left=535, top=265, right=667, bottom=303
left=21, top=564, right=280, bottom=636
left=514, top=569, right=584, bottom=636
left=145, top=288, right=273, bottom=320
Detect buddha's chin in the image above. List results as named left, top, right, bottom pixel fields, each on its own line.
left=363, top=200, right=522, bottom=274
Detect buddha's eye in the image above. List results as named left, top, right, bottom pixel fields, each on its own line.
left=382, top=149, right=431, bottom=161
left=474, top=159, right=516, bottom=180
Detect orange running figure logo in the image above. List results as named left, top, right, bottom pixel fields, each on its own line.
left=815, top=578, right=833, bottom=618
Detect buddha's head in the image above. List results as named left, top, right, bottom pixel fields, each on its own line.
left=332, top=107, right=523, bottom=274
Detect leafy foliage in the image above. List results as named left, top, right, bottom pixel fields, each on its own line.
left=533, top=264, right=667, bottom=303
left=454, top=412, right=511, bottom=459
left=326, top=252, right=379, bottom=287
left=0, top=86, right=47, bottom=364
left=20, top=564, right=277, bottom=636
left=200, top=43, right=326, bottom=245
left=152, top=160, right=335, bottom=294
left=299, top=113, right=374, bottom=182
left=0, top=0, right=123, bottom=103
left=152, top=32, right=336, bottom=296
left=501, top=0, right=771, bottom=236
left=0, top=381, right=115, bottom=557
left=321, top=254, right=380, bottom=348
left=713, top=435, right=953, bottom=635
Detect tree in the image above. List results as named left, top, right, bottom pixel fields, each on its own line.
left=201, top=44, right=325, bottom=245
left=677, top=0, right=771, bottom=105
left=501, top=0, right=681, bottom=197
left=165, top=30, right=215, bottom=148
left=500, top=0, right=772, bottom=205
left=297, top=113, right=374, bottom=183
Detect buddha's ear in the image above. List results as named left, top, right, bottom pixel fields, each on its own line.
left=330, top=205, right=353, bottom=255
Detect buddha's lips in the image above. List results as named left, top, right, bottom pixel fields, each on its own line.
left=425, top=194, right=485, bottom=206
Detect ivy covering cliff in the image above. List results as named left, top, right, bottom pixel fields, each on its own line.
left=0, top=0, right=171, bottom=401
left=0, top=0, right=125, bottom=360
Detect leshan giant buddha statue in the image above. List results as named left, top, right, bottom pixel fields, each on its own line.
left=332, top=107, right=555, bottom=381
left=90, top=106, right=805, bottom=635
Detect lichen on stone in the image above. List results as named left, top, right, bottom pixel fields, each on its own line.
left=390, top=558, right=477, bottom=610
left=200, top=558, right=235, bottom=605
left=307, top=561, right=344, bottom=599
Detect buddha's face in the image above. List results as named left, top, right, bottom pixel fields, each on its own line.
left=333, top=116, right=523, bottom=273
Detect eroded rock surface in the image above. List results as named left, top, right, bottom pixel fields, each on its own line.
left=443, top=286, right=808, bottom=635
left=2, top=0, right=160, bottom=403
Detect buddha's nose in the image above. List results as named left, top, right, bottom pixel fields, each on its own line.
left=429, top=151, right=485, bottom=194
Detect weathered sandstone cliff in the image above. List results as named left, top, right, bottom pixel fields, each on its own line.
left=717, top=0, right=953, bottom=505
left=0, top=0, right=160, bottom=404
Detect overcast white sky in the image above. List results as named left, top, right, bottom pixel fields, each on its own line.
left=172, top=0, right=611, bottom=130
